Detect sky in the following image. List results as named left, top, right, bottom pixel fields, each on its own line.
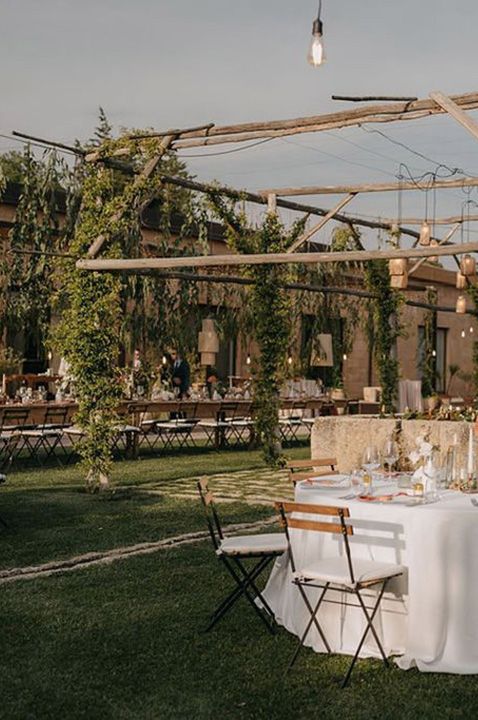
left=2, top=0, right=478, bottom=245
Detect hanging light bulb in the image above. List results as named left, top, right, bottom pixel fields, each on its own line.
left=162, top=355, right=167, bottom=365
left=287, top=355, right=293, bottom=365
left=307, top=1, right=326, bottom=67
left=461, top=329, right=466, bottom=338
left=456, top=295, right=467, bottom=314
left=246, top=354, right=251, bottom=366
left=470, top=326, right=474, bottom=334
left=432, top=349, right=437, bottom=358
left=419, top=221, right=431, bottom=246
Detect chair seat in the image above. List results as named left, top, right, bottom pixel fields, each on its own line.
left=155, top=421, right=195, bottom=431
left=114, top=424, right=140, bottom=434
left=218, top=533, right=287, bottom=557
left=22, top=428, right=63, bottom=438
left=294, top=557, right=405, bottom=589
left=64, top=426, right=85, bottom=437
left=302, top=418, right=316, bottom=425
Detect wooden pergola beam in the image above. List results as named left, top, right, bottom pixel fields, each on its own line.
left=152, top=173, right=434, bottom=243
left=258, top=176, right=478, bottom=197
left=76, top=241, right=478, bottom=273
left=287, top=194, right=356, bottom=253
left=172, top=91, right=478, bottom=149
left=367, top=215, right=478, bottom=226
left=430, top=91, right=478, bottom=142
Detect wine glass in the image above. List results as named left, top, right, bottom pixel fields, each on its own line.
left=362, top=445, right=380, bottom=482
left=382, top=439, right=399, bottom=480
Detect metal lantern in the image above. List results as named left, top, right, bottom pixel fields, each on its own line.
left=198, top=318, right=219, bottom=366
left=419, top=221, right=431, bottom=246
left=456, top=295, right=467, bottom=314
left=389, top=258, right=408, bottom=289
left=456, top=272, right=467, bottom=289
left=460, top=254, right=476, bottom=277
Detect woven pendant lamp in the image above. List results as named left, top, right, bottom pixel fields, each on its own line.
left=389, top=258, right=408, bottom=289
left=198, top=318, right=219, bottom=366
left=456, top=295, right=467, bottom=314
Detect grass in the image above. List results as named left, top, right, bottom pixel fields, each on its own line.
left=1, top=544, right=477, bottom=720
left=1, top=446, right=476, bottom=719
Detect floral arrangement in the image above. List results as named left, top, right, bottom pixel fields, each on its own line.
left=408, top=435, right=440, bottom=493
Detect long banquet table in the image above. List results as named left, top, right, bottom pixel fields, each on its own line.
left=263, top=477, right=478, bottom=674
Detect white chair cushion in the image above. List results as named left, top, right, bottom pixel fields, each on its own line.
left=114, top=424, right=140, bottom=433
left=295, top=557, right=405, bottom=589
left=64, top=426, right=85, bottom=437
left=218, top=533, right=287, bottom=556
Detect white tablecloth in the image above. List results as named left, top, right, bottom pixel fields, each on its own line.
left=263, top=477, right=478, bottom=673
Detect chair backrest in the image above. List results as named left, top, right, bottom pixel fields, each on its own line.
left=127, top=402, right=149, bottom=425
left=197, top=478, right=223, bottom=550
left=287, top=457, right=337, bottom=485
left=0, top=406, right=31, bottom=431
left=275, top=501, right=354, bottom=583
left=219, top=402, right=239, bottom=422
left=42, top=406, right=69, bottom=428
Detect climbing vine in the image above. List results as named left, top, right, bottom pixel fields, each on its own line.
left=364, top=259, right=404, bottom=413
left=209, top=193, right=307, bottom=465
left=421, top=286, right=438, bottom=398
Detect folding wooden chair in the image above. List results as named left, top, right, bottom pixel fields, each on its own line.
left=153, top=401, right=200, bottom=451
left=278, top=401, right=305, bottom=446
left=198, top=478, right=287, bottom=633
left=0, top=407, right=30, bottom=471
left=21, top=406, right=70, bottom=466
left=287, top=457, right=338, bottom=486
left=276, top=501, right=405, bottom=687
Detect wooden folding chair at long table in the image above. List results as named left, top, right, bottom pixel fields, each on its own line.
left=198, top=478, right=287, bottom=633
left=275, top=501, right=405, bottom=688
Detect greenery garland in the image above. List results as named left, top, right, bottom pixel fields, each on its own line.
left=364, top=260, right=403, bottom=413
left=421, top=286, right=437, bottom=398
left=209, top=193, right=306, bottom=465
left=466, top=284, right=478, bottom=395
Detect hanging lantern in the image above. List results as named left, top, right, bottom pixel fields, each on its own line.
left=389, top=258, right=408, bottom=289
left=456, top=295, right=467, bottom=314
left=419, top=221, right=431, bottom=246
left=460, top=254, right=476, bottom=277
left=456, top=271, right=467, bottom=289
left=429, top=239, right=438, bottom=263
left=198, top=318, right=219, bottom=366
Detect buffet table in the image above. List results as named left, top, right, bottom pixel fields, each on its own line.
left=263, top=477, right=478, bottom=674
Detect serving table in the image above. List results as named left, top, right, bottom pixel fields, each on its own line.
left=263, top=477, right=478, bottom=674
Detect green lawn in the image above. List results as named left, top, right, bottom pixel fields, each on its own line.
left=0, top=448, right=476, bottom=719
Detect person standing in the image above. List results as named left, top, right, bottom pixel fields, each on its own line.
left=170, top=349, right=190, bottom=399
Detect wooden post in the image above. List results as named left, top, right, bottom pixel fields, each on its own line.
left=267, top=193, right=277, bottom=214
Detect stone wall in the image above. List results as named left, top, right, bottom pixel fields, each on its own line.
left=311, top=416, right=473, bottom=473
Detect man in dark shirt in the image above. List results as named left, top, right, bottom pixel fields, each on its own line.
left=170, top=349, right=190, bottom=399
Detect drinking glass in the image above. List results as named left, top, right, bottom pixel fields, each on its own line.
left=382, top=439, right=399, bottom=479
left=362, top=445, right=380, bottom=486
